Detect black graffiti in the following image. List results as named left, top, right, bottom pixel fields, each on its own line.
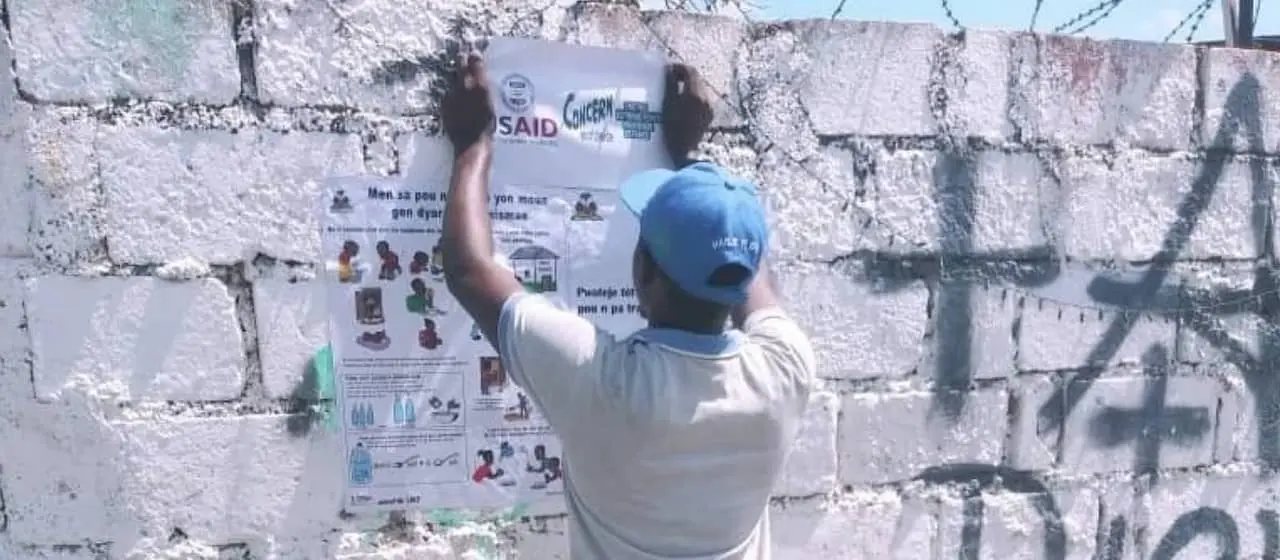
left=1149, top=507, right=1239, bottom=560
left=916, top=462, right=1280, bottom=559
left=1086, top=345, right=1212, bottom=476
left=913, top=464, right=1066, bottom=560
left=879, top=73, right=1277, bottom=559
left=1035, top=73, right=1277, bottom=471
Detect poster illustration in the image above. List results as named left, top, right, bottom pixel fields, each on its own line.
left=320, top=38, right=664, bottom=511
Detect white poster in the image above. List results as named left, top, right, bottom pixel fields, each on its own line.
left=320, top=38, right=667, bottom=512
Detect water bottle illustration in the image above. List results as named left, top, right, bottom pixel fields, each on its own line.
left=349, top=442, right=373, bottom=485
left=363, top=403, right=375, bottom=427
left=393, top=394, right=405, bottom=425
left=350, top=402, right=362, bottom=427
left=404, top=397, right=416, bottom=425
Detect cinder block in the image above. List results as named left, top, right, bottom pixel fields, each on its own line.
left=1200, top=47, right=1280, bottom=153
left=0, top=112, right=30, bottom=258
left=253, top=0, right=560, bottom=112
left=0, top=389, right=127, bottom=543
left=98, top=127, right=363, bottom=265
left=1060, top=152, right=1266, bottom=261
left=738, top=28, right=818, bottom=157
left=1016, top=298, right=1175, bottom=371
left=567, top=4, right=747, bottom=127
left=838, top=388, right=1006, bottom=484
left=7, top=0, right=240, bottom=104
left=1219, top=364, right=1276, bottom=463
left=1141, top=475, right=1280, bottom=559
left=871, top=150, right=1051, bottom=254
left=1175, top=264, right=1269, bottom=365
left=115, top=415, right=344, bottom=543
left=0, top=30, right=29, bottom=259
left=922, top=283, right=1019, bottom=381
left=26, top=111, right=105, bottom=267
left=784, top=21, right=942, bottom=137
left=1011, top=35, right=1196, bottom=150
left=757, top=147, right=867, bottom=262
left=771, top=493, right=936, bottom=559
left=253, top=278, right=328, bottom=399
left=776, top=262, right=928, bottom=380
left=936, top=484, right=1101, bottom=559
left=775, top=391, right=839, bottom=497
left=1007, top=375, right=1057, bottom=470
left=26, top=276, right=245, bottom=401
left=1058, top=374, right=1225, bottom=474
left=0, top=411, right=343, bottom=545
left=0, top=258, right=34, bottom=402
left=0, top=24, right=16, bottom=121
left=945, top=30, right=1015, bottom=139
left=0, top=541, right=99, bottom=559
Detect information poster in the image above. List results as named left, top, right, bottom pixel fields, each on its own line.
left=319, top=38, right=667, bottom=511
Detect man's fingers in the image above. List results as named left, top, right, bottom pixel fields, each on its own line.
left=456, top=54, right=473, bottom=88
left=465, top=53, right=489, bottom=86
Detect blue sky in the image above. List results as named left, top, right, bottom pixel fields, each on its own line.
left=663, top=0, right=1271, bottom=43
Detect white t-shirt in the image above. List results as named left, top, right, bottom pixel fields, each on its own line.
left=497, top=292, right=816, bottom=560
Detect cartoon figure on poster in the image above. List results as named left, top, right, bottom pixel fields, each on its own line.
left=571, top=192, right=603, bottom=221
left=338, top=240, right=362, bottom=283
left=503, top=391, right=532, bottom=422
left=376, top=241, right=402, bottom=281
left=330, top=190, right=354, bottom=213
left=405, top=278, right=445, bottom=315
left=419, top=318, right=444, bottom=350
left=523, top=444, right=562, bottom=490
left=472, top=441, right=518, bottom=487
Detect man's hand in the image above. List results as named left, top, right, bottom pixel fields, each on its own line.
left=441, top=53, right=496, bottom=154
left=661, top=63, right=714, bottom=168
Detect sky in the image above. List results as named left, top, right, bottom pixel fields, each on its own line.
left=646, top=0, right=1272, bottom=44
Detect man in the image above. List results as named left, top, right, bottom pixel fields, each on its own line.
left=439, top=53, right=816, bottom=559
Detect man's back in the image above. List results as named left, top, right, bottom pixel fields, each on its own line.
left=498, top=295, right=816, bottom=559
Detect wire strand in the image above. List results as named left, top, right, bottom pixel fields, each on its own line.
left=1164, top=0, right=1213, bottom=42
left=1052, top=0, right=1120, bottom=34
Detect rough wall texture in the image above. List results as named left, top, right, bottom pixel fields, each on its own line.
left=2, top=0, right=1280, bottom=558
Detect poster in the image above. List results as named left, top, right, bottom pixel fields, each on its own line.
left=320, top=38, right=666, bottom=511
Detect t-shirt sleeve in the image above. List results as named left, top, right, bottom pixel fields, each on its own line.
left=741, top=307, right=817, bottom=387
left=496, top=292, right=615, bottom=428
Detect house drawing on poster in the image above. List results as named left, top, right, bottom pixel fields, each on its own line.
left=509, top=245, right=559, bottom=293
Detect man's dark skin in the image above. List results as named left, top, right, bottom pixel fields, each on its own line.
left=438, top=53, right=779, bottom=350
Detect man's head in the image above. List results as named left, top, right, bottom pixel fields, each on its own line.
left=620, top=162, right=768, bottom=332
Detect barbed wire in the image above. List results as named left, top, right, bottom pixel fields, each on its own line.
left=1185, top=0, right=1215, bottom=42
left=1054, top=0, right=1124, bottom=34
left=937, top=0, right=963, bottom=28
left=631, top=2, right=1280, bottom=319
left=1166, top=0, right=1215, bottom=42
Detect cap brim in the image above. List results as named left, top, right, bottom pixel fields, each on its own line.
left=619, top=168, right=676, bottom=216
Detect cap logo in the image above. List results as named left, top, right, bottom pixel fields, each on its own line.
left=711, top=236, right=759, bottom=253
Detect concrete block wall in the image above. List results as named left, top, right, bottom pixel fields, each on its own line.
left=1, top=0, right=1279, bottom=558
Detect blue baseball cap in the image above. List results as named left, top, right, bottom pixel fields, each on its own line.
left=619, top=162, right=768, bottom=306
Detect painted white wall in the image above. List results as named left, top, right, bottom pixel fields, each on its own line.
left=0, top=0, right=1278, bottom=558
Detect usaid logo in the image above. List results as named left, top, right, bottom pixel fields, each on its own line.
left=499, top=74, right=534, bottom=114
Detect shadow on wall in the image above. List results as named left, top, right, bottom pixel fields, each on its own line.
left=838, top=71, right=1276, bottom=559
